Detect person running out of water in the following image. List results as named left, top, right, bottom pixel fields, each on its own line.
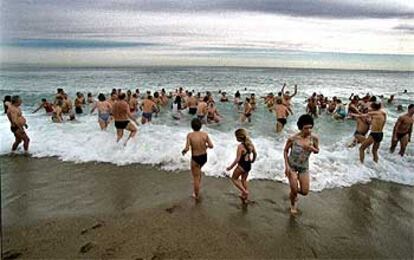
left=74, top=92, right=84, bottom=114
left=207, top=102, right=221, bottom=123
left=54, top=88, right=65, bottom=103
left=240, top=97, right=253, bottom=123
left=306, top=97, right=318, bottom=118
left=112, top=93, right=138, bottom=145
left=226, top=128, right=257, bottom=204
left=348, top=108, right=370, bottom=147
left=281, top=84, right=297, bottom=112
left=3, top=95, right=12, bottom=114
left=196, top=96, right=209, bottom=124
left=274, top=98, right=290, bottom=133
left=182, top=118, right=214, bottom=200
left=284, top=114, right=319, bottom=214
left=333, top=99, right=347, bottom=120
left=91, top=93, right=113, bottom=130
left=51, top=98, right=64, bottom=123
left=390, top=104, right=413, bottom=156
left=220, top=92, right=229, bottom=102
left=33, top=98, right=54, bottom=115
left=353, top=102, right=387, bottom=163
left=7, top=95, right=30, bottom=153
left=186, top=92, right=198, bottom=115
left=141, top=95, right=158, bottom=125
left=250, top=93, right=257, bottom=110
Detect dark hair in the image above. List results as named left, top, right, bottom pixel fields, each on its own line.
left=408, top=104, right=414, bottom=110
left=188, top=92, right=193, bottom=97
left=118, top=93, right=126, bottom=100
left=4, top=95, right=11, bottom=102
left=297, top=114, right=314, bottom=130
left=11, top=95, right=20, bottom=104
left=203, top=96, right=209, bottom=102
left=87, top=92, right=92, bottom=97
left=41, top=98, right=47, bottom=102
left=154, top=92, right=159, bottom=98
left=235, top=91, right=241, bottom=98
left=57, top=88, right=63, bottom=93
left=98, top=93, right=106, bottom=101
left=191, top=118, right=202, bottom=131
left=371, top=101, right=381, bottom=110
left=370, top=96, right=377, bottom=102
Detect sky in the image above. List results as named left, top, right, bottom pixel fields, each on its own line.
left=0, top=0, right=413, bottom=71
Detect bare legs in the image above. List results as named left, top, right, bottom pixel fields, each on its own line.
left=288, top=170, right=309, bottom=214
left=116, top=123, right=137, bottom=146
left=390, top=135, right=409, bottom=156
left=231, top=166, right=249, bottom=203
left=191, top=160, right=202, bottom=200
left=12, top=129, right=30, bottom=153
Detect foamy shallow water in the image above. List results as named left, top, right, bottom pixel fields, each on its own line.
left=0, top=67, right=413, bottom=191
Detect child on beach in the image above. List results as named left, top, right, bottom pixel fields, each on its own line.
left=182, top=118, right=214, bottom=200
left=226, top=129, right=257, bottom=203
left=284, top=114, right=319, bottom=214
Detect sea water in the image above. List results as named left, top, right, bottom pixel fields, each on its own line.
left=0, top=66, right=413, bottom=191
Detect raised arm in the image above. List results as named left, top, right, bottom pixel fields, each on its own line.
left=290, top=85, right=297, bottom=98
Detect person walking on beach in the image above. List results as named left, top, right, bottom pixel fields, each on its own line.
left=390, top=104, right=413, bottom=156
left=284, top=114, right=319, bottom=214
left=7, top=95, right=30, bottom=153
left=354, top=102, right=387, bottom=163
left=226, top=129, right=257, bottom=204
left=112, top=93, right=138, bottom=146
left=182, top=118, right=214, bottom=200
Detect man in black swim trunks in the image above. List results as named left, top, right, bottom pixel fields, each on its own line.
left=7, top=95, right=30, bottom=153
left=274, top=98, right=290, bottom=133
left=390, top=104, right=413, bottom=156
left=112, top=93, right=138, bottom=146
left=182, top=118, right=214, bottom=200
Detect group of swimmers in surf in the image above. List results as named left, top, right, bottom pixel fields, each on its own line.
left=3, top=85, right=413, bottom=214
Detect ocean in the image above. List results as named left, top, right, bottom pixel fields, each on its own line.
left=0, top=66, right=413, bottom=191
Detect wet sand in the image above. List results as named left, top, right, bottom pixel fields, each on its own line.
left=1, top=156, right=413, bottom=259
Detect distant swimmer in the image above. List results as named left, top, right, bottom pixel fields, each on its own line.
left=87, top=92, right=95, bottom=105
left=355, top=102, right=387, bottom=163
left=186, top=92, right=198, bottom=115
left=7, top=95, right=30, bottom=153
left=333, top=99, right=346, bottom=120
left=91, top=93, right=112, bottom=130
left=33, top=98, right=54, bottom=115
left=182, top=118, right=214, bottom=200
left=141, top=95, right=158, bottom=125
left=226, top=128, right=257, bottom=204
left=240, top=97, right=253, bottom=123
left=274, top=98, right=290, bottom=133
left=284, top=114, right=319, bottom=214
left=250, top=93, right=257, bottom=110
left=390, top=104, right=413, bottom=156
left=112, top=93, right=138, bottom=146
left=220, top=92, right=229, bottom=102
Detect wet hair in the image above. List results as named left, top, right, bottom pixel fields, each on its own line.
left=11, top=95, right=21, bottom=104
left=98, top=93, right=106, bottom=101
left=245, top=97, right=250, bottom=102
left=118, top=93, right=126, bottom=100
left=188, top=92, right=193, bottom=97
left=87, top=92, right=92, bottom=97
left=191, top=118, right=202, bottom=131
left=370, top=96, right=377, bottom=102
left=235, top=91, right=241, bottom=98
left=4, top=95, right=11, bottom=102
left=371, top=101, right=381, bottom=110
left=203, top=96, right=209, bottom=102
left=297, top=114, right=314, bottom=130
left=154, top=92, right=159, bottom=98
left=408, top=104, right=414, bottom=110
left=132, top=93, right=137, bottom=98
left=41, top=98, right=47, bottom=102
left=235, top=128, right=254, bottom=153
left=57, top=88, right=63, bottom=93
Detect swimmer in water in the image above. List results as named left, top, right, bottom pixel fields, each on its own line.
left=390, top=104, right=413, bottom=156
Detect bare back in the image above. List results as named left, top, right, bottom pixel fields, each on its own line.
left=112, top=100, right=129, bottom=121
left=187, top=131, right=212, bottom=156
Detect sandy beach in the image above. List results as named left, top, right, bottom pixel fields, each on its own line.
left=1, top=155, right=413, bottom=259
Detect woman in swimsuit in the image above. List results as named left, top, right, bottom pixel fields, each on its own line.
left=226, top=128, right=257, bottom=204
left=284, top=114, right=319, bottom=214
left=90, top=93, right=112, bottom=130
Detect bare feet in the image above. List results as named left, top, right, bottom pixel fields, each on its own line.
left=192, top=192, right=200, bottom=201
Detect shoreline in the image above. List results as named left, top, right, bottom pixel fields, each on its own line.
left=1, top=156, right=413, bottom=258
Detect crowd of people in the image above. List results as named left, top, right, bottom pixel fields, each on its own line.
left=3, top=85, right=413, bottom=214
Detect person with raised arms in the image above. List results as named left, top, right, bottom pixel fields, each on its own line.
left=182, top=118, right=214, bottom=200
left=284, top=114, right=319, bottom=214
left=390, top=104, right=413, bottom=156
